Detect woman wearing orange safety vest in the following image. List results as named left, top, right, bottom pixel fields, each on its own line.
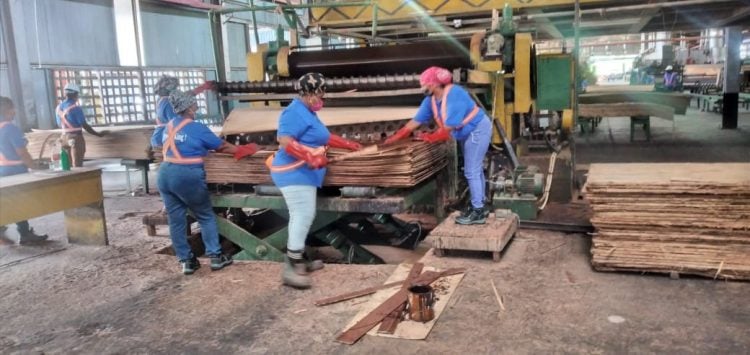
left=55, top=83, right=107, bottom=167
left=0, top=96, right=48, bottom=244
left=269, top=72, right=362, bottom=289
left=157, top=90, right=259, bottom=275
left=385, top=66, right=493, bottom=225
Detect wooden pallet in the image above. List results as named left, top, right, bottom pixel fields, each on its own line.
left=427, top=210, right=519, bottom=262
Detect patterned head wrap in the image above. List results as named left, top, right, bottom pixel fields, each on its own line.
left=420, top=66, right=452, bottom=87
left=168, top=90, right=197, bottom=114
left=154, top=75, right=180, bottom=97
left=295, top=72, right=327, bottom=96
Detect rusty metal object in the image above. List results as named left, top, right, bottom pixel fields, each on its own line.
left=407, top=284, right=435, bottom=323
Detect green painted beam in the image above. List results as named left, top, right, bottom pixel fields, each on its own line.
left=263, top=211, right=344, bottom=250
left=216, top=216, right=285, bottom=262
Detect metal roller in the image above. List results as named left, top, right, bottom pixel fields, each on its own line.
left=218, top=73, right=421, bottom=94
left=286, top=39, right=472, bottom=78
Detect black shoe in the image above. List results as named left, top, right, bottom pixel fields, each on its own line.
left=181, top=257, right=201, bottom=275
left=455, top=208, right=487, bottom=225
left=18, top=229, right=48, bottom=244
left=210, top=254, right=233, bottom=271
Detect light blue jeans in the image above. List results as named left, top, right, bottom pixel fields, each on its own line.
left=461, top=117, right=492, bottom=209
left=157, top=162, right=222, bottom=261
left=279, top=185, right=317, bottom=252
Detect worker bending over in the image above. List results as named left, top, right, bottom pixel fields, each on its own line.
left=150, top=75, right=215, bottom=149
left=385, top=66, right=492, bottom=225
left=0, top=96, right=48, bottom=244
left=269, top=73, right=362, bottom=289
left=157, top=90, right=258, bottom=275
left=55, top=83, right=107, bottom=167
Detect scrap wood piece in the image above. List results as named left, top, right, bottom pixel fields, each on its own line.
left=490, top=280, right=506, bottom=314
left=335, top=267, right=466, bottom=345
left=315, top=267, right=465, bottom=307
left=378, top=263, right=425, bottom=334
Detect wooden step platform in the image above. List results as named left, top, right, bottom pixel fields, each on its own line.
left=427, top=210, right=519, bottom=262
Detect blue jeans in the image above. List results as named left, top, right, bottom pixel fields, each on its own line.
left=157, top=162, right=222, bottom=261
left=461, top=117, right=492, bottom=209
left=279, top=185, right=317, bottom=252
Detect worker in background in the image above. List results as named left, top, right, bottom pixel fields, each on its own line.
left=55, top=83, right=107, bottom=167
left=151, top=75, right=215, bottom=149
left=269, top=73, right=362, bottom=289
left=663, top=65, right=679, bottom=91
left=0, top=96, right=48, bottom=244
left=385, top=66, right=492, bottom=225
left=157, top=90, right=259, bottom=275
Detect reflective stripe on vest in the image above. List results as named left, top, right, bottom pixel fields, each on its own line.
left=430, top=84, right=480, bottom=129
left=155, top=97, right=168, bottom=128
left=265, top=145, right=327, bottom=173
left=0, top=122, right=24, bottom=166
left=56, top=104, right=83, bottom=133
left=162, top=119, right=205, bottom=164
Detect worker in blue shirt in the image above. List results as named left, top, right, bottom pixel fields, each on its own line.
left=55, top=83, right=107, bottom=167
left=150, top=75, right=215, bottom=149
left=0, top=96, right=48, bottom=244
left=385, top=66, right=492, bottom=225
left=663, top=65, right=679, bottom=91
left=269, top=72, right=362, bottom=289
left=157, top=90, right=259, bottom=275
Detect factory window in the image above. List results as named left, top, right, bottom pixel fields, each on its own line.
left=52, top=68, right=209, bottom=126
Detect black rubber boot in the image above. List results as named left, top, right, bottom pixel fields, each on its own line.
left=181, top=257, right=201, bottom=275
left=455, top=208, right=487, bottom=225
left=18, top=227, right=48, bottom=245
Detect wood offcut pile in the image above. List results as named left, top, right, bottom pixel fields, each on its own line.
left=204, top=140, right=447, bottom=187
left=586, top=163, right=750, bottom=280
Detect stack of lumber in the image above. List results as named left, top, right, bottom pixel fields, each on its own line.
left=579, top=103, right=674, bottom=121
left=580, top=90, right=691, bottom=115
left=586, top=163, right=750, bottom=280
left=204, top=140, right=447, bottom=188
left=26, top=126, right=154, bottom=160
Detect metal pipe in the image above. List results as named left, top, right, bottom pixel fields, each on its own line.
left=249, top=0, right=260, bottom=49
left=543, top=35, right=725, bottom=50
left=519, top=0, right=735, bottom=20
left=210, top=1, right=373, bottom=16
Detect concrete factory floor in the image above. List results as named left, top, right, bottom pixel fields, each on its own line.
left=0, top=103, right=748, bottom=353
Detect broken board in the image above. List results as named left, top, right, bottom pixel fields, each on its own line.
left=340, top=263, right=464, bottom=340
left=427, top=210, right=519, bottom=262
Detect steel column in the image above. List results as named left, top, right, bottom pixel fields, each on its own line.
left=0, top=0, right=39, bottom=130
left=722, top=26, right=741, bottom=129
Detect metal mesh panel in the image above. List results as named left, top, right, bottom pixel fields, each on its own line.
left=52, top=68, right=208, bottom=126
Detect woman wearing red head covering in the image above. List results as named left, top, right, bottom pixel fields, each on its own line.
left=384, top=66, right=492, bottom=225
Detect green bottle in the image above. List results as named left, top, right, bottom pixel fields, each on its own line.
left=60, top=147, right=71, bottom=171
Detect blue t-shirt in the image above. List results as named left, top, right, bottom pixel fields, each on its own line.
left=151, top=96, right=180, bottom=147
left=160, top=117, right=223, bottom=165
left=414, top=85, right=487, bottom=141
left=270, top=99, right=331, bottom=188
left=0, top=121, right=29, bottom=177
left=55, top=99, right=86, bottom=129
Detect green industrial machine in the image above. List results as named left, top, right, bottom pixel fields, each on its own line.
left=491, top=166, right=544, bottom=220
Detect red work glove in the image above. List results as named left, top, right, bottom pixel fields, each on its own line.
left=192, top=81, right=217, bottom=95
left=285, top=139, right=328, bottom=169
left=416, top=128, right=451, bottom=143
left=328, top=134, right=362, bottom=151
left=383, top=125, right=413, bottom=145
left=233, top=143, right=259, bottom=161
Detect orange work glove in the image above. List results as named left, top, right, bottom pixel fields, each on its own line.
left=233, top=143, right=260, bottom=161
left=328, top=134, right=362, bottom=151
left=383, top=125, right=413, bottom=145
left=415, top=128, right=451, bottom=143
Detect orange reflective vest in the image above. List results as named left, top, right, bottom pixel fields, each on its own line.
left=56, top=103, right=83, bottom=133
left=0, top=121, right=24, bottom=166
left=430, top=84, right=480, bottom=130
left=265, top=145, right=327, bottom=173
left=162, top=119, right=204, bottom=165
